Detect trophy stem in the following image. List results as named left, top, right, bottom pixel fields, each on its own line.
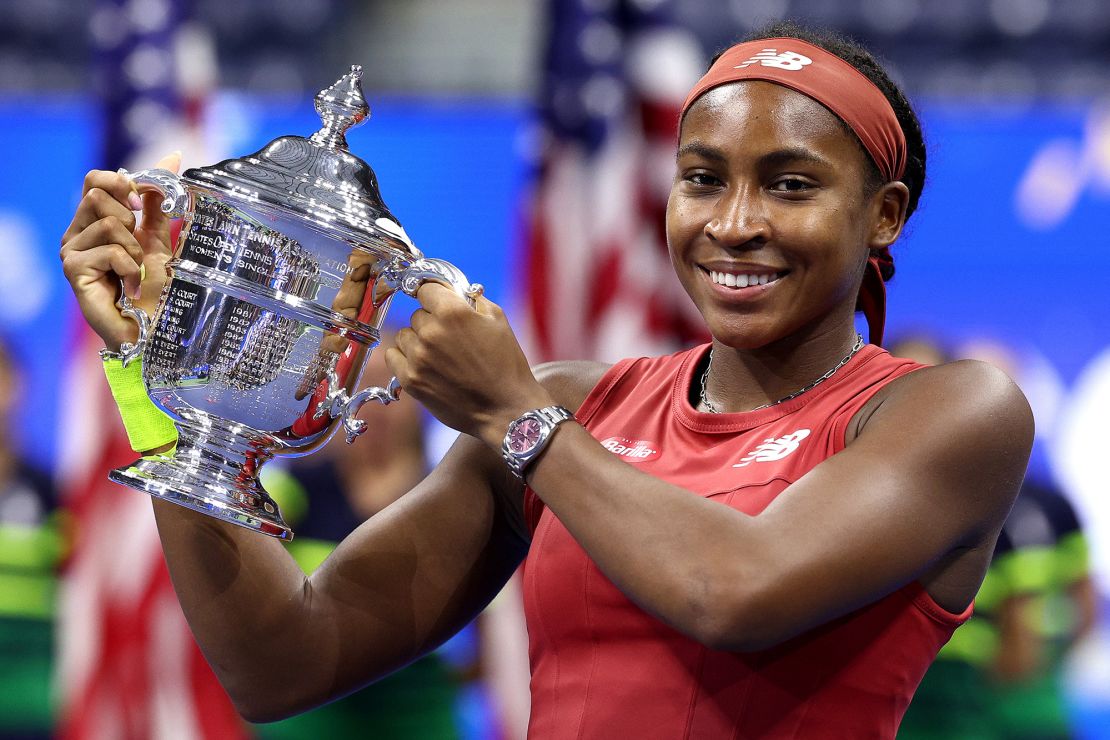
left=109, top=419, right=292, bottom=540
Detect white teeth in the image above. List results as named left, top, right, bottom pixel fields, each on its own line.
left=708, top=270, right=781, bottom=288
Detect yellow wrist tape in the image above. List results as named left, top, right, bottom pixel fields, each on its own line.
left=101, top=357, right=179, bottom=453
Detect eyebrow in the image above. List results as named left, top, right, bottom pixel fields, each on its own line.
left=675, top=141, right=727, bottom=163
left=759, top=147, right=832, bottom=170
left=676, top=142, right=832, bottom=170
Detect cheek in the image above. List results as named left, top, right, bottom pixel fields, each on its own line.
left=665, top=186, right=709, bottom=234
left=795, top=198, right=844, bottom=230
left=664, top=218, right=685, bottom=277
left=664, top=192, right=690, bottom=252
left=806, top=208, right=872, bottom=296
left=781, top=203, right=865, bottom=263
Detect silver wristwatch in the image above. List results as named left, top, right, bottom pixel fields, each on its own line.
left=501, top=405, right=574, bottom=479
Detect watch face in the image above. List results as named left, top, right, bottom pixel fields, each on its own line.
left=509, top=418, right=543, bottom=454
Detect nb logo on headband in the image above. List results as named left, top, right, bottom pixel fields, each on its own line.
left=736, top=49, right=812, bottom=71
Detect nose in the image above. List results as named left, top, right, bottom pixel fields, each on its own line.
left=704, top=184, right=770, bottom=248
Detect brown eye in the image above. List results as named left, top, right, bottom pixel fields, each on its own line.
left=686, top=172, right=721, bottom=187
left=771, top=177, right=813, bottom=193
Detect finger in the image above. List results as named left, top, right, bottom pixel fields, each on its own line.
left=472, top=293, right=502, bottom=318
left=409, top=307, right=433, bottom=334
left=415, top=281, right=468, bottom=313
left=331, top=258, right=372, bottom=318
left=383, top=346, right=410, bottom=385
left=157, top=150, right=182, bottom=174
left=135, top=150, right=182, bottom=250
left=64, top=244, right=143, bottom=298
left=417, top=281, right=502, bottom=319
left=61, top=215, right=144, bottom=269
left=81, top=168, right=140, bottom=204
left=64, top=174, right=141, bottom=244
left=394, top=326, right=419, bottom=357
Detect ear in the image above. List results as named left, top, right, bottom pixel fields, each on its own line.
left=868, top=181, right=910, bottom=250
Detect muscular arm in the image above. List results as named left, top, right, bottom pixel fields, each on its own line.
left=154, top=360, right=610, bottom=721
left=387, top=285, right=1033, bottom=653
left=154, top=433, right=527, bottom=722
left=485, top=359, right=1033, bottom=651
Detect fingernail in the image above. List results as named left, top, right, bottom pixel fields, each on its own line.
left=132, top=285, right=142, bottom=300
left=128, top=192, right=143, bottom=210
left=140, top=264, right=146, bottom=282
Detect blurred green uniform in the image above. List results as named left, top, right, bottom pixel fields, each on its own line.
left=899, top=480, right=1089, bottom=740
left=0, top=462, right=64, bottom=738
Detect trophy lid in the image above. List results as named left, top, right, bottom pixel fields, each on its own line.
left=184, top=65, right=418, bottom=256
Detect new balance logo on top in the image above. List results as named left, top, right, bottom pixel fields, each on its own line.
left=736, top=49, right=813, bottom=71
left=733, top=429, right=811, bottom=467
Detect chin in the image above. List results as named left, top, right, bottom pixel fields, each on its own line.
left=703, top=318, right=782, bottom=350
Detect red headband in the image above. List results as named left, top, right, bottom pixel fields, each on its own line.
left=682, top=38, right=906, bottom=181
left=681, top=38, right=905, bottom=345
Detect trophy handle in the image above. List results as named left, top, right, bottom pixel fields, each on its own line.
left=118, top=167, right=190, bottom=218
left=313, top=369, right=402, bottom=443
left=383, top=257, right=484, bottom=308
left=115, top=283, right=151, bottom=367
left=109, top=167, right=186, bottom=366
left=317, top=258, right=484, bottom=443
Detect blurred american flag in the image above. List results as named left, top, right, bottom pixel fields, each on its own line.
left=520, top=0, right=710, bottom=364
left=55, top=1, right=244, bottom=737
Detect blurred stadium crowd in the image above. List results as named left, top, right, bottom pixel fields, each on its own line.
left=3, top=0, right=1110, bottom=99
left=0, top=0, right=1108, bottom=738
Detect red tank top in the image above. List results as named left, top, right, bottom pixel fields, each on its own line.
left=521, top=344, right=972, bottom=739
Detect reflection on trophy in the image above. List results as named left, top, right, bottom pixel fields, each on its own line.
left=108, top=66, right=483, bottom=540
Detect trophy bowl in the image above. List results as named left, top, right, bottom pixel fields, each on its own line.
left=107, top=66, right=482, bottom=539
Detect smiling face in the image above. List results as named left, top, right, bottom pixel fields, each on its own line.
left=667, top=80, right=893, bottom=349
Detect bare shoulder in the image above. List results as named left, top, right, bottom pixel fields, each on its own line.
left=533, top=360, right=613, bottom=411
left=865, top=358, right=1034, bottom=453
left=856, top=358, right=1034, bottom=535
left=884, top=359, right=1032, bottom=426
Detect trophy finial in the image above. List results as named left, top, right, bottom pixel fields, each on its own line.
left=310, top=65, right=370, bottom=149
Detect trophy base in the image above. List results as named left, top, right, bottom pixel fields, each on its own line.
left=109, top=422, right=293, bottom=540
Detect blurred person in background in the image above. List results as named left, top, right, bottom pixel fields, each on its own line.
left=895, top=335, right=1096, bottom=740
left=989, top=478, right=1096, bottom=740
left=961, top=339, right=1096, bottom=740
left=0, top=339, right=65, bottom=739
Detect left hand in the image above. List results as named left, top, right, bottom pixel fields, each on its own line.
left=385, top=283, right=554, bottom=445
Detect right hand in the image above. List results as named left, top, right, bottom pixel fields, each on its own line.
left=60, top=152, right=182, bottom=351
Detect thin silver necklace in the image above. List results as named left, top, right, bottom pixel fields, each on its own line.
left=699, top=333, right=864, bottom=414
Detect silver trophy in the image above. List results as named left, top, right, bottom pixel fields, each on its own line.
left=108, top=66, right=482, bottom=539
